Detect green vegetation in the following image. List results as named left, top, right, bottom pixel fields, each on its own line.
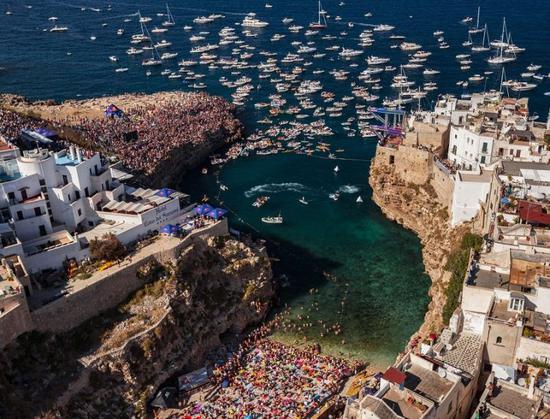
left=442, top=233, right=483, bottom=324
left=524, top=357, right=550, bottom=369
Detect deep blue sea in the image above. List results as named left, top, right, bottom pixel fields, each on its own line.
left=1, top=0, right=548, bottom=367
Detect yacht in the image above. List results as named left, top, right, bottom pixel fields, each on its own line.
left=116, top=28, right=124, bottom=36
left=471, top=24, right=490, bottom=52
left=115, top=67, right=129, bottom=73
left=400, top=42, right=422, bottom=51
left=510, top=81, right=537, bottom=92
left=340, top=48, right=363, bottom=58
left=127, top=47, right=143, bottom=55
left=109, top=55, right=118, bottom=62
left=154, top=40, right=172, bottom=48
left=298, top=197, right=309, bottom=205
left=151, top=27, right=168, bottom=34
left=372, top=24, right=394, bottom=32
left=242, top=14, right=269, bottom=28
left=193, top=16, right=214, bottom=24
left=423, top=68, right=440, bottom=75
left=49, top=25, right=68, bottom=32
left=367, top=56, right=390, bottom=65
left=282, top=17, right=294, bottom=24
left=468, top=7, right=484, bottom=34
left=161, top=52, right=178, bottom=60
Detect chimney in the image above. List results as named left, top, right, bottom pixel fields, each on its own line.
left=76, top=147, right=82, bottom=162
left=69, top=145, right=75, bottom=160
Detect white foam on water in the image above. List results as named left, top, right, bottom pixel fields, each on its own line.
left=244, top=182, right=308, bottom=198
left=338, top=185, right=360, bottom=194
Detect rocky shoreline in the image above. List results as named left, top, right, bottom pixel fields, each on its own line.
left=0, top=236, right=274, bottom=418
left=368, top=147, right=470, bottom=353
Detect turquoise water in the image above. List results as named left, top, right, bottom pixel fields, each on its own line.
left=2, top=0, right=549, bottom=368
left=184, top=150, right=430, bottom=367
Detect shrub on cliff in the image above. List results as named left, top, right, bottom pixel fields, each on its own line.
left=442, top=233, right=482, bottom=324
left=89, top=233, right=127, bottom=262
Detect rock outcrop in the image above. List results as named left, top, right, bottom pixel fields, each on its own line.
left=0, top=236, right=273, bottom=418
left=369, top=147, right=470, bottom=346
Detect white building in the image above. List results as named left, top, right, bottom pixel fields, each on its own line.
left=450, top=169, right=492, bottom=226
left=0, top=139, right=190, bottom=273
left=448, top=125, right=495, bottom=170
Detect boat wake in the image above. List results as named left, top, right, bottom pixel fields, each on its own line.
left=338, top=185, right=360, bottom=194
left=244, top=182, right=308, bottom=198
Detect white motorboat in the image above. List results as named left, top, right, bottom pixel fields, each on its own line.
left=242, top=14, right=269, bottom=28
left=109, top=55, right=118, bottom=62
left=333, top=165, right=340, bottom=173
left=49, top=25, right=68, bottom=32
left=261, top=214, right=283, bottom=224
left=298, top=197, right=309, bottom=205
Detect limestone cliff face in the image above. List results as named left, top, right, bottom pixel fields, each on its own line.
left=369, top=147, right=469, bottom=347
left=0, top=237, right=273, bottom=419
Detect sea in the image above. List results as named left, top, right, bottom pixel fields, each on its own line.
left=1, top=0, right=549, bottom=368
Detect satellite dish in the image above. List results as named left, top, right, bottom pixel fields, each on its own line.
left=518, top=378, right=526, bottom=386
left=438, top=369, right=447, bottom=378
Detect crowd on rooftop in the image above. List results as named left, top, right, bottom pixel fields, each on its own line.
left=0, top=109, right=43, bottom=142
left=178, top=321, right=358, bottom=419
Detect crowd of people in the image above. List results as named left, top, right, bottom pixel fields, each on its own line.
left=178, top=322, right=359, bottom=419
left=0, top=93, right=242, bottom=177
left=60, top=93, right=242, bottom=175
left=0, top=108, right=43, bottom=141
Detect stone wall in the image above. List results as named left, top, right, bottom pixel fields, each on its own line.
left=431, top=160, right=455, bottom=210
left=394, top=146, right=432, bottom=185
left=30, top=219, right=229, bottom=333
left=0, top=295, right=33, bottom=349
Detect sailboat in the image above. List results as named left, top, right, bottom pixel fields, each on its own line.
left=162, top=3, right=176, bottom=27
left=333, top=165, right=340, bottom=173
left=471, top=24, right=490, bottom=52
left=356, top=196, right=363, bottom=203
left=462, top=32, right=473, bottom=47
left=298, top=197, right=309, bottom=205
left=142, top=26, right=162, bottom=66
left=468, top=7, right=484, bottom=34
left=487, top=21, right=516, bottom=65
left=309, top=1, right=327, bottom=29
left=490, top=17, right=509, bottom=48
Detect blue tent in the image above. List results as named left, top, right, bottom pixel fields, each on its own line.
left=500, top=197, right=510, bottom=205
left=194, top=204, right=214, bottom=216
left=104, top=104, right=124, bottom=118
left=206, top=208, right=228, bottom=220
left=157, top=188, right=175, bottom=198
left=35, top=127, right=57, bottom=138
left=160, top=224, right=175, bottom=234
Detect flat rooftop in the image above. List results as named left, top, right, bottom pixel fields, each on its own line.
left=459, top=170, right=493, bottom=183
left=468, top=267, right=509, bottom=289
left=382, top=387, right=429, bottom=419
left=490, top=300, right=517, bottom=322
left=404, top=364, right=453, bottom=403
left=438, top=333, right=482, bottom=376
left=54, top=155, right=84, bottom=167
left=488, top=384, right=539, bottom=419
left=501, top=161, right=550, bottom=177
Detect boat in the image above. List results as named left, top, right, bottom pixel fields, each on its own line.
left=162, top=3, right=176, bottom=27
left=116, top=28, right=124, bottom=36
left=115, top=67, right=129, bottom=73
left=356, top=196, right=363, bottom=203
left=471, top=24, right=490, bottom=52
left=252, top=196, right=270, bottom=207
left=261, top=214, right=283, bottom=224
left=109, top=55, right=118, bottom=62
left=333, top=165, right=340, bottom=173
left=329, top=192, right=340, bottom=201
left=309, top=0, right=328, bottom=29
left=282, top=17, right=294, bottom=24
left=127, top=47, right=143, bottom=55
left=49, top=25, right=68, bottom=32
left=242, top=14, right=269, bottom=28
left=468, top=7, right=484, bottom=34
left=298, top=197, right=309, bottom=205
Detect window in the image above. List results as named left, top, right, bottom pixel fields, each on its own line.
left=481, top=142, right=488, bottom=153
left=509, top=297, right=524, bottom=312
left=62, top=175, right=68, bottom=186
left=39, top=225, right=47, bottom=236
left=39, top=179, right=45, bottom=186
left=389, top=155, right=395, bottom=165
left=516, top=149, right=521, bottom=158
left=480, top=156, right=486, bottom=164
left=7, top=192, right=15, bottom=202
left=496, top=336, right=502, bottom=344
left=68, top=194, right=71, bottom=202
left=20, top=189, right=27, bottom=201
left=85, top=187, right=89, bottom=197
left=510, top=149, right=514, bottom=156
left=75, top=190, right=80, bottom=200
left=34, top=207, right=42, bottom=216
left=77, top=208, right=82, bottom=216
left=451, top=145, right=457, bottom=155
left=16, top=211, right=23, bottom=220
left=105, top=180, right=109, bottom=190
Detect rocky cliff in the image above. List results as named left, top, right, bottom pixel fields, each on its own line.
left=369, top=147, right=470, bottom=347
left=0, top=236, right=273, bottom=418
